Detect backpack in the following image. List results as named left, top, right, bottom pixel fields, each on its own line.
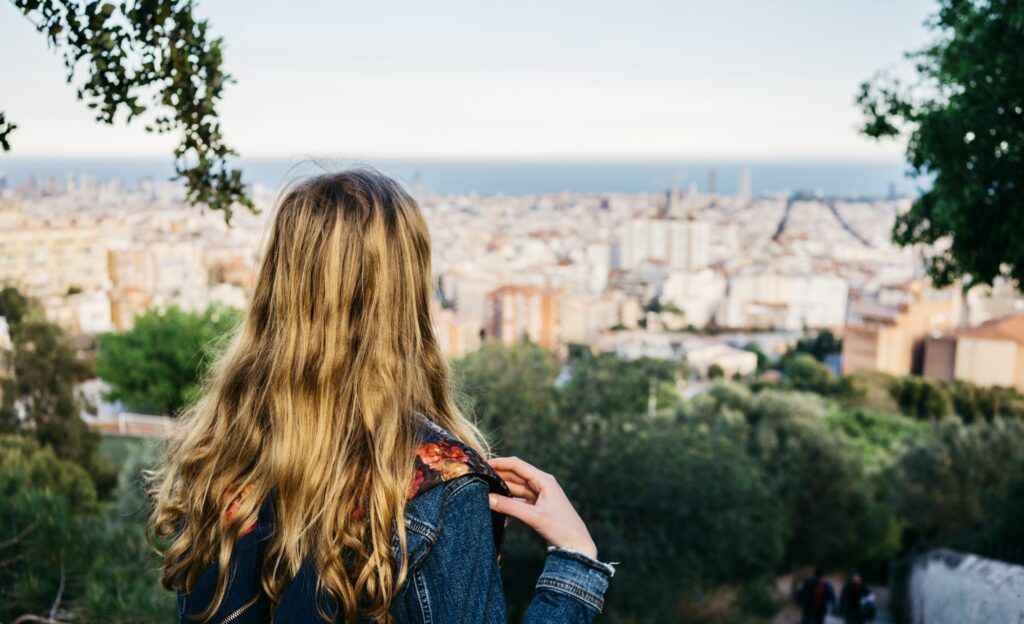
left=809, top=580, right=829, bottom=612
left=859, top=592, right=877, bottom=621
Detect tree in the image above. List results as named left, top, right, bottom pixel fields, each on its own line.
left=6, top=0, right=253, bottom=221
left=742, top=341, right=770, bottom=374
left=0, top=300, right=117, bottom=494
left=452, top=342, right=563, bottom=456
left=0, top=435, right=98, bottom=620
left=827, top=407, right=926, bottom=474
left=567, top=415, right=787, bottom=617
left=0, top=434, right=174, bottom=622
left=947, top=379, right=1024, bottom=423
left=686, top=385, right=901, bottom=569
left=783, top=330, right=843, bottom=364
left=890, top=376, right=953, bottom=421
left=0, top=285, right=30, bottom=325
left=857, top=0, right=1024, bottom=288
left=558, top=350, right=680, bottom=421
left=707, top=363, right=725, bottom=379
left=95, top=305, right=241, bottom=416
left=784, top=352, right=839, bottom=395
left=892, top=418, right=1024, bottom=547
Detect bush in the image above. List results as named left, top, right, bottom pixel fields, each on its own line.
left=827, top=407, right=927, bottom=474
left=947, top=380, right=1024, bottom=423
left=0, top=435, right=173, bottom=622
left=890, top=376, right=953, bottom=420
left=892, top=418, right=1024, bottom=546
left=784, top=353, right=839, bottom=395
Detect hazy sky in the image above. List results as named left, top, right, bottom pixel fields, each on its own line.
left=0, top=0, right=936, bottom=160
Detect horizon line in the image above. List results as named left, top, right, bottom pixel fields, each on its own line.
left=0, top=153, right=909, bottom=164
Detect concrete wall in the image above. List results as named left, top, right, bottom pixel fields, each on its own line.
left=955, top=337, right=1018, bottom=388
left=910, top=550, right=1024, bottom=624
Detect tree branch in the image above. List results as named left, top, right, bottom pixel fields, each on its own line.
left=0, top=518, right=40, bottom=550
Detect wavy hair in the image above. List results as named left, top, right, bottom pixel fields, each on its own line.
left=148, top=170, right=487, bottom=621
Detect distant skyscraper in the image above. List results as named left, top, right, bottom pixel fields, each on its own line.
left=707, top=167, right=717, bottom=196
left=738, top=168, right=752, bottom=200
left=662, top=187, right=683, bottom=217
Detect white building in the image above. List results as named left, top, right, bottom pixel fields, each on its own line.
left=720, top=273, right=849, bottom=330
left=683, top=342, right=758, bottom=378
left=620, top=217, right=710, bottom=270
left=661, top=268, right=727, bottom=327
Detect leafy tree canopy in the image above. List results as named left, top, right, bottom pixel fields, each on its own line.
left=5, top=0, right=253, bottom=221
left=95, top=304, right=241, bottom=416
left=858, top=0, right=1024, bottom=288
left=0, top=290, right=117, bottom=494
left=0, top=435, right=174, bottom=622
left=892, top=418, right=1024, bottom=547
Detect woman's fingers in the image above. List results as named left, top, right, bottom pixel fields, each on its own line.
left=502, top=480, right=537, bottom=502
left=488, top=493, right=540, bottom=524
left=489, top=456, right=550, bottom=492
left=492, top=468, right=538, bottom=495
left=487, top=456, right=599, bottom=560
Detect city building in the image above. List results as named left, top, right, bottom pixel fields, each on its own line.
left=432, top=303, right=482, bottom=359
left=683, top=342, right=758, bottom=378
left=484, top=285, right=558, bottom=350
left=842, top=281, right=961, bottom=376
left=661, top=268, right=727, bottom=327
left=719, top=273, right=849, bottom=330
left=923, top=314, right=1024, bottom=391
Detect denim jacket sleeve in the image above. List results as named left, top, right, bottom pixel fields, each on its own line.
left=400, top=476, right=614, bottom=623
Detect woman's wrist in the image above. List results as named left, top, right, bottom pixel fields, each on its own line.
left=557, top=538, right=597, bottom=560
left=546, top=546, right=616, bottom=574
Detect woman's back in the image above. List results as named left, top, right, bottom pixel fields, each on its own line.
left=151, top=170, right=613, bottom=623
left=179, top=419, right=612, bottom=623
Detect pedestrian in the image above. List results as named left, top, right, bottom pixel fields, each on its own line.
left=795, top=566, right=837, bottom=624
left=839, top=570, right=877, bottom=624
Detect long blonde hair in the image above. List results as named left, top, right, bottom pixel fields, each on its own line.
left=149, top=170, right=488, bottom=621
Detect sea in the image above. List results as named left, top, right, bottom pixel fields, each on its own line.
left=0, top=156, right=924, bottom=198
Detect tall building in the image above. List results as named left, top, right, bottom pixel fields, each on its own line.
left=484, top=285, right=558, bottom=350
left=738, top=168, right=752, bottom=201
left=620, top=215, right=710, bottom=270
left=842, top=281, right=960, bottom=376
left=707, top=167, right=718, bottom=196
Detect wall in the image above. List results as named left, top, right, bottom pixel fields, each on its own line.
left=909, top=550, right=1024, bottom=624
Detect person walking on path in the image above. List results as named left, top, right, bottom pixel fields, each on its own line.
left=839, top=571, right=877, bottom=624
left=795, top=567, right=837, bottom=624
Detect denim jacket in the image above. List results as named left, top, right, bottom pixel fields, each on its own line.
left=179, top=423, right=615, bottom=623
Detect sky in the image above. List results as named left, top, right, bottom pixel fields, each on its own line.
left=0, top=0, right=936, bottom=160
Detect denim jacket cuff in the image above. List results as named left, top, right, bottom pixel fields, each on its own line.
left=536, top=546, right=616, bottom=612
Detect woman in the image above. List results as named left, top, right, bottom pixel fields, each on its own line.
left=149, top=170, right=615, bottom=623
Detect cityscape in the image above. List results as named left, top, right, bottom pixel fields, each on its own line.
left=1, top=168, right=1021, bottom=415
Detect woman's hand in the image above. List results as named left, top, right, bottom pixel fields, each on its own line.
left=487, top=456, right=598, bottom=560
